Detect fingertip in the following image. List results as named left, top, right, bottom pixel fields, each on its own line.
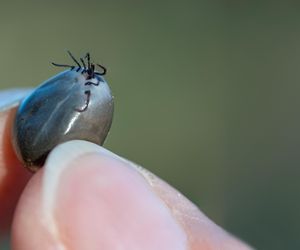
left=12, top=141, right=187, bottom=250
left=12, top=140, right=253, bottom=249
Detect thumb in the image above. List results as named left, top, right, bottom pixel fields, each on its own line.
left=12, top=140, right=187, bottom=250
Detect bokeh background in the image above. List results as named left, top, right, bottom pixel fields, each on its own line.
left=1, top=1, right=300, bottom=249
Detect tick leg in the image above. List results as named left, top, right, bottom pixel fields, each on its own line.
left=75, top=90, right=91, bottom=112
left=85, top=53, right=91, bottom=69
left=80, top=58, right=87, bottom=70
left=67, top=50, right=82, bottom=68
left=85, top=81, right=100, bottom=86
left=51, top=62, right=73, bottom=68
left=51, top=62, right=75, bottom=71
left=96, top=64, right=107, bottom=75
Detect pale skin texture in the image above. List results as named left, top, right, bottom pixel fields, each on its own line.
left=0, top=91, right=253, bottom=250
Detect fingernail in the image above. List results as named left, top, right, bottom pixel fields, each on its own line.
left=0, top=88, right=33, bottom=111
left=41, top=140, right=187, bottom=250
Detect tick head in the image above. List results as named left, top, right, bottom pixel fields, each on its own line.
left=52, top=51, right=107, bottom=81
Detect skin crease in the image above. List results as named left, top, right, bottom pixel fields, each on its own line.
left=0, top=105, right=253, bottom=249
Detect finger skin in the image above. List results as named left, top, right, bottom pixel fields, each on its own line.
left=140, top=170, right=253, bottom=250
left=12, top=169, right=58, bottom=250
left=12, top=141, right=252, bottom=250
left=12, top=154, right=187, bottom=250
left=0, top=108, right=32, bottom=233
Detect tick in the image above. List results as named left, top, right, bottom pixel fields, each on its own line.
left=12, top=51, right=114, bottom=172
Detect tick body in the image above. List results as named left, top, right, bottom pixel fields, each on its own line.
left=12, top=52, right=114, bottom=172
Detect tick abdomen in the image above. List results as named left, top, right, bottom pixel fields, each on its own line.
left=13, top=68, right=114, bottom=170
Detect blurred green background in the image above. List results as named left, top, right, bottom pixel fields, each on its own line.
left=1, top=1, right=300, bottom=249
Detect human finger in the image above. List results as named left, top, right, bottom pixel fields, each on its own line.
left=0, top=89, right=33, bottom=233
left=12, top=140, right=253, bottom=249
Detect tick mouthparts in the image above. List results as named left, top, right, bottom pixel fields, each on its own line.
left=52, top=51, right=107, bottom=78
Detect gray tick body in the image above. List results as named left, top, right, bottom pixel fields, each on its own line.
left=12, top=52, right=114, bottom=172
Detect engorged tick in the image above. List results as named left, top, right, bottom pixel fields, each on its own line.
left=12, top=51, right=114, bottom=172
